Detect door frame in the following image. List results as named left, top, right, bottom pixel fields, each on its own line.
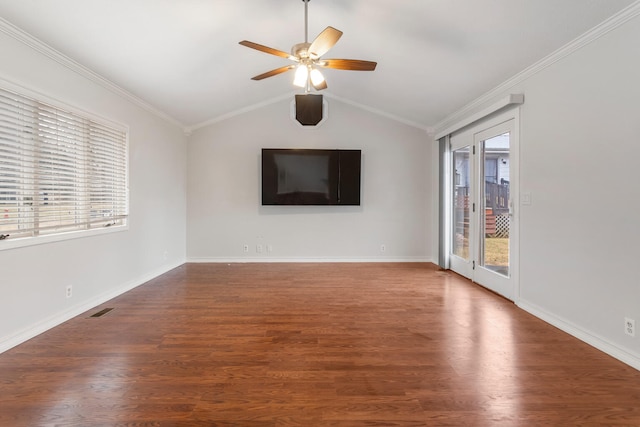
left=471, top=118, right=518, bottom=300
left=444, top=107, right=520, bottom=302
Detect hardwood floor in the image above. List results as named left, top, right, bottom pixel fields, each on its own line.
left=1, top=263, right=640, bottom=426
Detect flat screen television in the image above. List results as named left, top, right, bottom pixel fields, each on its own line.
left=261, top=149, right=361, bottom=206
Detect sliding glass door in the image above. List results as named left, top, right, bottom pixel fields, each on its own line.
left=448, top=112, right=518, bottom=300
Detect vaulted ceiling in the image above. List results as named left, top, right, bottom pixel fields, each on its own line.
left=0, top=0, right=636, bottom=131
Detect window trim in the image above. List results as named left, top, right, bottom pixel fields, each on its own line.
left=0, top=78, right=129, bottom=251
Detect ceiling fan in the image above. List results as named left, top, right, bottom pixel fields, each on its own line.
left=239, top=0, right=377, bottom=91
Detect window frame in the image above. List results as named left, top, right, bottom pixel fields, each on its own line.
left=0, top=79, right=129, bottom=251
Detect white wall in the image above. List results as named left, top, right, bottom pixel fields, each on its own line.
left=0, top=29, right=187, bottom=351
left=187, top=98, right=432, bottom=262
left=435, top=11, right=640, bottom=367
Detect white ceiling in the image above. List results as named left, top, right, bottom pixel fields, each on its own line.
left=0, top=0, right=636, bottom=130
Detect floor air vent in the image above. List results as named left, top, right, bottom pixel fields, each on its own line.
left=90, top=308, right=114, bottom=318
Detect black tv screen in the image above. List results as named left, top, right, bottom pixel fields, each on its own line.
left=261, top=149, right=361, bottom=206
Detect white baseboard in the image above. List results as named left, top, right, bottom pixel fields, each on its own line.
left=517, top=300, right=640, bottom=371
left=186, top=256, right=433, bottom=263
left=0, top=260, right=185, bottom=354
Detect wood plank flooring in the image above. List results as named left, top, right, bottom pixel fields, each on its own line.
left=1, top=263, right=640, bottom=426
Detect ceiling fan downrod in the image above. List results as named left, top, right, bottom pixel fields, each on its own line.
left=302, top=0, right=309, bottom=43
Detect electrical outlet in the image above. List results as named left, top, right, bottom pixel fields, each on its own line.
left=380, top=244, right=386, bottom=253
left=267, top=244, right=273, bottom=253
left=625, top=317, right=635, bottom=337
left=256, top=244, right=263, bottom=253
left=65, top=285, right=72, bottom=299
left=243, top=244, right=249, bottom=253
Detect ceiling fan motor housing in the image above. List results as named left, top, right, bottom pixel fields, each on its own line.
left=292, top=42, right=313, bottom=60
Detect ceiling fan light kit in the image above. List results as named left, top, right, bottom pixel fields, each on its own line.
left=293, top=65, right=309, bottom=87
left=239, top=0, right=377, bottom=92
left=310, top=68, right=325, bottom=87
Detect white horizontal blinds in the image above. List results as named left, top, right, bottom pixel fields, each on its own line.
left=87, top=122, right=127, bottom=227
left=0, top=89, right=36, bottom=237
left=0, top=86, right=127, bottom=240
left=35, top=103, right=88, bottom=234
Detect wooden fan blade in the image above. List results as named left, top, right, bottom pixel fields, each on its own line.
left=239, top=40, right=293, bottom=59
left=319, top=59, right=377, bottom=71
left=308, top=26, right=343, bottom=58
left=251, top=65, right=295, bottom=81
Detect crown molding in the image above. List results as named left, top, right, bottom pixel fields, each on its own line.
left=323, top=92, right=433, bottom=133
left=185, top=91, right=299, bottom=133
left=187, top=90, right=433, bottom=135
left=433, top=0, right=640, bottom=135
left=0, top=17, right=185, bottom=131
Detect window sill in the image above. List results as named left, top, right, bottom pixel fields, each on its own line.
left=0, top=224, right=129, bottom=252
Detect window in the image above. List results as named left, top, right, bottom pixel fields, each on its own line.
left=0, top=86, right=128, bottom=246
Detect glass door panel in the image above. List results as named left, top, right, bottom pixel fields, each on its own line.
left=472, top=118, right=516, bottom=300
left=452, top=146, right=470, bottom=261
left=479, top=133, right=510, bottom=277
